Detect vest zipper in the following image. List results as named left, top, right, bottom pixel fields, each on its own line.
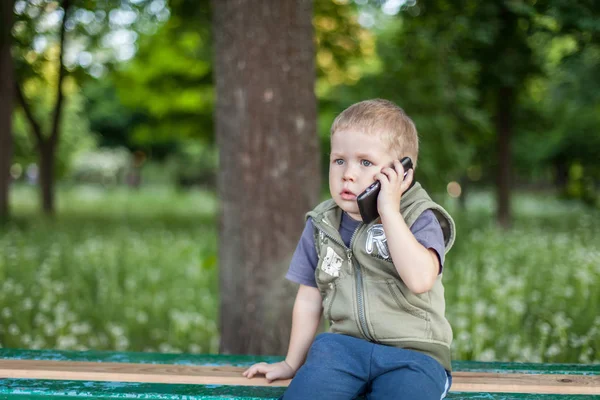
left=314, top=218, right=375, bottom=342
left=348, top=225, right=375, bottom=342
left=314, top=219, right=347, bottom=252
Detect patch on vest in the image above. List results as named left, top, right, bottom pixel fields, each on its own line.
left=366, top=224, right=390, bottom=259
left=321, top=247, right=343, bottom=277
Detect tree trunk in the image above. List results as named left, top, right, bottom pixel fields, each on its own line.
left=0, top=0, right=15, bottom=221
left=39, top=141, right=56, bottom=215
left=14, top=0, right=69, bottom=216
left=553, top=158, right=569, bottom=192
left=496, top=86, right=513, bottom=228
left=212, top=0, right=319, bottom=355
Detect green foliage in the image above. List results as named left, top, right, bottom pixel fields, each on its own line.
left=513, top=31, right=600, bottom=202
left=12, top=84, right=96, bottom=179
left=12, top=0, right=166, bottom=82
left=113, top=9, right=214, bottom=145
left=82, top=1, right=216, bottom=149
left=83, top=77, right=184, bottom=162
left=82, top=78, right=137, bottom=148
left=314, top=0, right=378, bottom=92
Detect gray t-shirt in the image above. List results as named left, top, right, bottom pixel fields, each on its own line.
left=286, top=209, right=446, bottom=288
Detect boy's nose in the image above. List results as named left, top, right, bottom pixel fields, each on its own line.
left=343, top=166, right=356, bottom=182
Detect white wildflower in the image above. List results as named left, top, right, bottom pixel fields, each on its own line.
left=2, top=308, right=12, bottom=319
left=8, top=324, right=20, bottom=336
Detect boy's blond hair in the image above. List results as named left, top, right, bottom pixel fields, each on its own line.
left=330, top=99, right=419, bottom=168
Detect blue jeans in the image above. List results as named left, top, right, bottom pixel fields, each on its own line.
left=282, top=333, right=451, bottom=400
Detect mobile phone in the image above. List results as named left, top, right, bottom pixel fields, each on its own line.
left=356, top=157, right=413, bottom=224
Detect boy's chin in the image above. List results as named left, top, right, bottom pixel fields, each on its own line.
left=333, top=198, right=353, bottom=209
left=345, top=212, right=362, bottom=222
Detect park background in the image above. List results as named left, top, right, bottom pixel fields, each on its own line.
left=0, top=0, right=598, bottom=364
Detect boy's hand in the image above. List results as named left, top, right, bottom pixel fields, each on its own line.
left=242, top=360, right=296, bottom=383
left=375, top=159, right=414, bottom=218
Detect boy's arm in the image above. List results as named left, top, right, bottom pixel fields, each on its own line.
left=285, top=284, right=323, bottom=370
left=243, top=284, right=322, bottom=381
left=376, top=161, right=439, bottom=294
left=380, top=211, right=439, bottom=294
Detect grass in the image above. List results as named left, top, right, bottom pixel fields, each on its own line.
left=1, top=184, right=219, bottom=354
left=1, top=183, right=598, bottom=363
left=443, top=193, right=600, bottom=363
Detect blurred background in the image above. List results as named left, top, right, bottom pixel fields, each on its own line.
left=0, top=0, right=598, bottom=363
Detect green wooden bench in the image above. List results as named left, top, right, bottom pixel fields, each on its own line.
left=0, top=348, right=598, bottom=399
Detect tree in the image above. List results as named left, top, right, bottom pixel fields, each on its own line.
left=212, top=0, right=320, bottom=355
left=14, top=0, right=72, bottom=215
left=113, top=0, right=214, bottom=148
left=357, top=0, right=599, bottom=226
left=0, top=0, right=15, bottom=221
left=471, top=2, right=539, bottom=228
left=11, top=0, right=164, bottom=215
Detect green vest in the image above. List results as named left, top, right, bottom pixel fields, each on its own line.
left=307, top=182, right=456, bottom=371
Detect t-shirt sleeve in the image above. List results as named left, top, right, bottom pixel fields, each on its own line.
left=410, top=209, right=446, bottom=274
left=285, top=218, right=319, bottom=287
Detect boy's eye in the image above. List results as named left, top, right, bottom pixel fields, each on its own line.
left=361, top=160, right=373, bottom=167
left=334, top=159, right=344, bottom=165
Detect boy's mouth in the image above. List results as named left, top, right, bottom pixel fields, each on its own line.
left=340, top=189, right=356, bottom=200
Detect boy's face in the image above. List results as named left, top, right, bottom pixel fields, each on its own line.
left=329, top=129, right=397, bottom=221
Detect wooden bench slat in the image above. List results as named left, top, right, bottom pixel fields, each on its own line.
left=1, top=360, right=598, bottom=395
left=0, top=359, right=291, bottom=387
left=451, top=361, right=600, bottom=376
left=1, top=349, right=597, bottom=376
left=451, top=372, right=599, bottom=395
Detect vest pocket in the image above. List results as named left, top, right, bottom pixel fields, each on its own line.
left=365, top=279, right=429, bottom=341
left=327, top=277, right=356, bottom=334
left=316, top=267, right=337, bottom=285
left=387, top=280, right=428, bottom=319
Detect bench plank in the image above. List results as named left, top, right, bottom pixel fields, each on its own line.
left=1, top=349, right=598, bottom=375
left=0, top=378, right=598, bottom=400
left=0, top=359, right=599, bottom=395
left=450, top=372, right=599, bottom=395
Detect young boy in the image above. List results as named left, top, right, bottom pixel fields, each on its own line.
left=243, top=99, right=455, bottom=400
